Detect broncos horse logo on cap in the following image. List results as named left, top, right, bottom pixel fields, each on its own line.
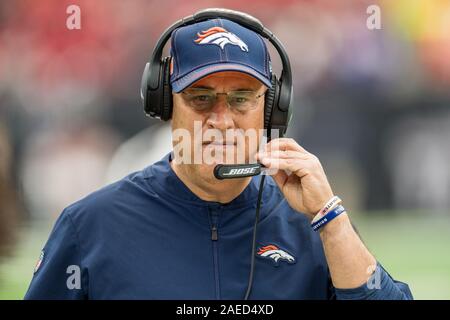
left=194, top=27, right=249, bottom=52
left=257, top=245, right=296, bottom=267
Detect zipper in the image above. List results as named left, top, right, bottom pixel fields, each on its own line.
left=208, top=207, right=221, bottom=299
left=211, top=225, right=218, bottom=241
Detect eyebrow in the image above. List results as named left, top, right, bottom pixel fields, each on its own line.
left=189, top=85, right=258, bottom=91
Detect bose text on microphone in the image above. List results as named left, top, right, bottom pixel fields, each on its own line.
left=214, top=163, right=264, bottom=180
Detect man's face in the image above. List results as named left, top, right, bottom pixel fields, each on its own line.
left=171, top=71, right=266, bottom=183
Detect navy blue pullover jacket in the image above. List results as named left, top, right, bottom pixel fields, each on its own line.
left=25, top=153, right=413, bottom=300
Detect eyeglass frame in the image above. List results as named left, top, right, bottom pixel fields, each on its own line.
left=179, top=87, right=267, bottom=113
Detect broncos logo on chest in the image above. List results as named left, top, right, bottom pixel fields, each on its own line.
left=257, top=245, right=296, bottom=267
left=194, top=27, right=249, bottom=52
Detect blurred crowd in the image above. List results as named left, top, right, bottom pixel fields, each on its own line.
left=1, top=0, right=450, bottom=255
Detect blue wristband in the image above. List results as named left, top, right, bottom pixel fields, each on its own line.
left=311, top=205, right=346, bottom=231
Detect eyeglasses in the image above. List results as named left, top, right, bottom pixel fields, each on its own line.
left=181, top=88, right=266, bottom=113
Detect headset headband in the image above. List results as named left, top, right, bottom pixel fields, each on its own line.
left=147, top=8, right=292, bottom=112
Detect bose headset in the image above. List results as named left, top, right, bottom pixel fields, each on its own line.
left=140, top=8, right=293, bottom=300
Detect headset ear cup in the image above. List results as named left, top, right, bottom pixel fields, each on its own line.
left=264, top=75, right=278, bottom=130
left=160, top=57, right=173, bottom=121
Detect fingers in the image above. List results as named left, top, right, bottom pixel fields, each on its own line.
left=259, top=157, right=311, bottom=178
left=256, top=138, right=320, bottom=178
left=256, top=150, right=310, bottom=176
left=256, top=150, right=309, bottom=161
left=262, top=138, right=310, bottom=154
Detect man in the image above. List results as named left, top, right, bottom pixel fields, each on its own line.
left=25, top=13, right=412, bottom=300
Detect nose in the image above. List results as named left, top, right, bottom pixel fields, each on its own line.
left=205, top=96, right=235, bottom=130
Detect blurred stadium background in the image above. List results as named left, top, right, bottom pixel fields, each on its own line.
left=1, top=0, right=450, bottom=299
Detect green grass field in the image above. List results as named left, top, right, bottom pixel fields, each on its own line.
left=1, top=212, right=449, bottom=300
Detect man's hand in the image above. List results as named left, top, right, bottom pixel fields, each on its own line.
left=256, top=138, right=334, bottom=219
left=257, top=138, right=378, bottom=289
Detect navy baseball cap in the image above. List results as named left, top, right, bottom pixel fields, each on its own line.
left=169, top=18, right=272, bottom=93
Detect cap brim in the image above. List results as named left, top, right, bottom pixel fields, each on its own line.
left=171, top=63, right=272, bottom=93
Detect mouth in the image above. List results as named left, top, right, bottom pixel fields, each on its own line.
left=200, top=141, right=247, bottom=165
